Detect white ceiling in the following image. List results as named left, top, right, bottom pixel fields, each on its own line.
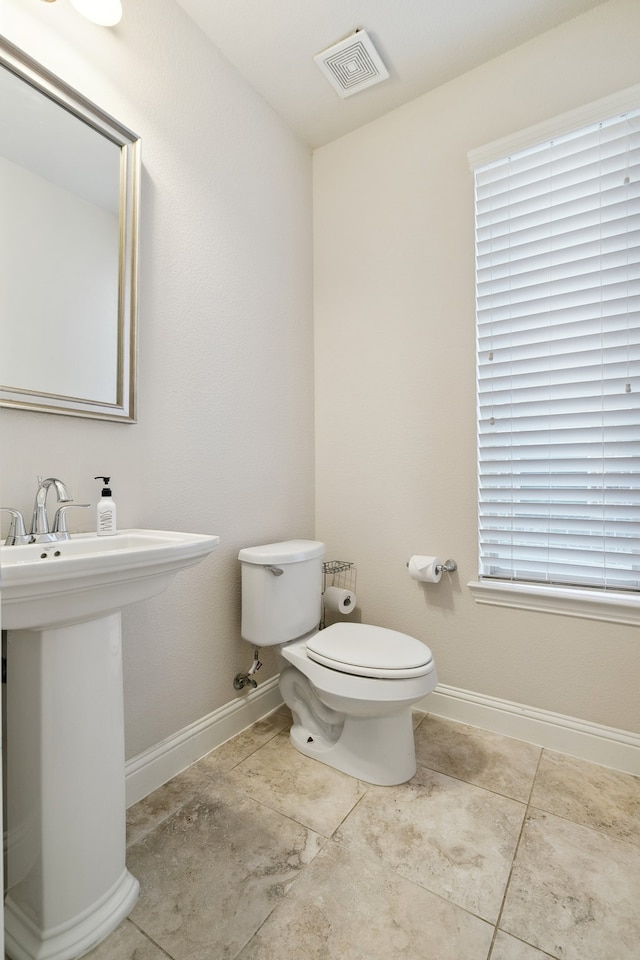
left=175, top=0, right=610, bottom=149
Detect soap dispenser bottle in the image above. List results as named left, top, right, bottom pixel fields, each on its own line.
left=95, top=476, right=117, bottom=536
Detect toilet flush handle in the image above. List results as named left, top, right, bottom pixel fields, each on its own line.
left=265, top=565, right=284, bottom=576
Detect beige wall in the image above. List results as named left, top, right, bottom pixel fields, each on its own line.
left=314, top=0, right=640, bottom=734
left=2, top=0, right=639, bottom=769
left=1, top=0, right=315, bottom=757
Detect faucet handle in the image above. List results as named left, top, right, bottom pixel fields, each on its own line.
left=51, top=504, right=90, bottom=540
left=1, top=507, right=31, bottom=546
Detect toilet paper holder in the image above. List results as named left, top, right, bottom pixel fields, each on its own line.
left=323, top=560, right=354, bottom=577
left=405, top=558, right=458, bottom=574
left=321, top=559, right=357, bottom=627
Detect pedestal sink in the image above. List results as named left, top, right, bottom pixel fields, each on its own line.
left=0, top=529, right=220, bottom=960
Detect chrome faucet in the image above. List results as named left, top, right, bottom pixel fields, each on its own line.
left=51, top=503, right=90, bottom=541
left=30, top=477, right=73, bottom=543
left=0, top=507, right=31, bottom=545
left=2, top=478, right=88, bottom=547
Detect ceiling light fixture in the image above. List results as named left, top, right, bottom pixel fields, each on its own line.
left=40, top=0, right=123, bottom=27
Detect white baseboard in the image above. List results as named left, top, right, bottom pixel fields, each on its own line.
left=125, top=677, right=640, bottom=807
left=125, top=676, right=283, bottom=807
left=421, top=684, right=640, bottom=777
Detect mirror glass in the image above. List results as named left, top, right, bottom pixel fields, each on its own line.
left=0, top=39, right=140, bottom=421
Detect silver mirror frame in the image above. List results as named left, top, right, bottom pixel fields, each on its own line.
left=0, top=38, right=140, bottom=422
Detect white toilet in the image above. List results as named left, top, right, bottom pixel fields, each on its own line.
left=239, top=539, right=437, bottom=785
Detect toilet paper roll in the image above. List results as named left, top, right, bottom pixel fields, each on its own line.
left=323, top=585, right=356, bottom=615
left=407, top=555, right=442, bottom=583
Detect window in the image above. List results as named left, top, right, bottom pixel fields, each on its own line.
left=472, top=98, right=640, bottom=598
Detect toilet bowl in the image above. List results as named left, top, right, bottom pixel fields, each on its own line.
left=239, top=539, right=438, bottom=786
left=280, top=625, right=436, bottom=784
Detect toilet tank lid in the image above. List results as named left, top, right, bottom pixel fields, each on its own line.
left=238, top=539, right=325, bottom=565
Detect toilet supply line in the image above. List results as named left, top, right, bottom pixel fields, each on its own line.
left=234, top=648, right=262, bottom=690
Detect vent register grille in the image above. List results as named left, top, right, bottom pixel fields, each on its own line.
left=314, top=30, right=389, bottom=98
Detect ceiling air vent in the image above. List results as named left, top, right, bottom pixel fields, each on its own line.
left=313, top=30, right=389, bottom=99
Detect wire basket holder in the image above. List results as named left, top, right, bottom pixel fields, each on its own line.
left=321, top=560, right=357, bottom=628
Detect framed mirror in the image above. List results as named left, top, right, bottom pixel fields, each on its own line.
left=0, top=38, right=140, bottom=421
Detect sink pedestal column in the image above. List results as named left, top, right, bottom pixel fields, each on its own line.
left=4, top=613, right=139, bottom=960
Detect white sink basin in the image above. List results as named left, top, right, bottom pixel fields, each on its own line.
left=0, top=528, right=220, bottom=629
left=2, top=528, right=220, bottom=960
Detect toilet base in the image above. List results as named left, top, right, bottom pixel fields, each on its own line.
left=289, top=709, right=416, bottom=786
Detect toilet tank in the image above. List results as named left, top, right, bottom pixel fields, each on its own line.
left=238, top=539, right=325, bottom=646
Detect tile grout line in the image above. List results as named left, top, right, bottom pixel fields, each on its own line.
left=329, top=780, right=372, bottom=833
left=484, top=747, right=561, bottom=960
left=128, top=918, right=178, bottom=959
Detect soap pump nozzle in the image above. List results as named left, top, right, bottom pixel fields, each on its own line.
left=94, top=476, right=111, bottom=496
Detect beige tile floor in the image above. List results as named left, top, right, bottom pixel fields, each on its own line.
left=84, top=709, right=640, bottom=960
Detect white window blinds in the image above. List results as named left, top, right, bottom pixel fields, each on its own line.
left=474, top=107, right=640, bottom=592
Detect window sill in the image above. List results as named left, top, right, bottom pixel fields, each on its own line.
left=467, top=579, right=640, bottom=626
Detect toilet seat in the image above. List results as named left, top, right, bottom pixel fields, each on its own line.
left=306, top=622, right=433, bottom=679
